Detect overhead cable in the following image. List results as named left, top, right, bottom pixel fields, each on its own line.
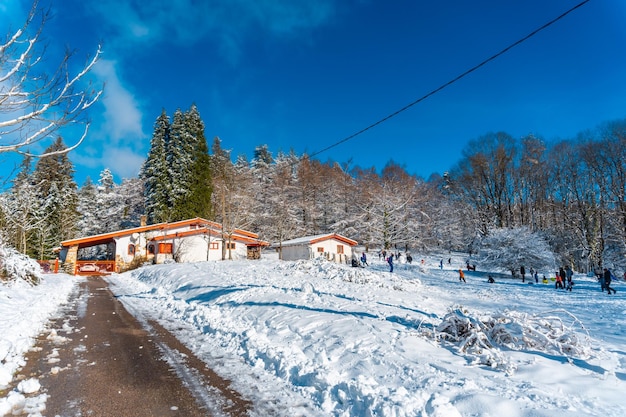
left=305, top=0, right=591, bottom=161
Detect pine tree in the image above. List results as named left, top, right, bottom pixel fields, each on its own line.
left=95, top=168, right=123, bottom=233
left=30, top=137, right=79, bottom=259
left=180, top=104, right=212, bottom=220
left=117, top=177, right=146, bottom=229
left=0, top=155, right=42, bottom=255
left=142, top=106, right=212, bottom=223
left=77, top=177, right=99, bottom=237
left=167, top=108, right=192, bottom=220
left=141, top=110, right=171, bottom=224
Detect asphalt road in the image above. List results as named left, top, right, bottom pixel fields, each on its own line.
left=11, top=276, right=251, bottom=417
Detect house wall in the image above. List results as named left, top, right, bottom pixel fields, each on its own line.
left=281, top=245, right=312, bottom=261
left=282, top=238, right=353, bottom=263
left=153, top=236, right=249, bottom=264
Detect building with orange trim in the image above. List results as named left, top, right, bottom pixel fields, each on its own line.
left=278, top=233, right=358, bottom=263
left=59, top=217, right=268, bottom=275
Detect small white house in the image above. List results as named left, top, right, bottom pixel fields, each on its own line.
left=278, top=233, right=358, bottom=263
left=59, top=218, right=268, bottom=275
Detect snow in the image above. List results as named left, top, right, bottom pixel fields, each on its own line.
left=2, top=253, right=626, bottom=416
left=0, top=273, right=78, bottom=416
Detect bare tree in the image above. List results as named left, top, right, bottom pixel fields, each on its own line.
left=0, top=0, right=102, bottom=157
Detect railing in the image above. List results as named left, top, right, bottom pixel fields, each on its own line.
left=37, top=260, right=60, bottom=273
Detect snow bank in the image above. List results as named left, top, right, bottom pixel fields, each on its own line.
left=107, top=256, right=626, bottom=416
left=0, top=241, right=41, bottom=285
left=0, top=274, right=78, bottom=390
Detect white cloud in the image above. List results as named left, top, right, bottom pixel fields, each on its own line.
left=92, top=59, right=144, bottom=142
left=72, top=59, right=146, bottom=181
left=101, top=147, right=146, bottom=180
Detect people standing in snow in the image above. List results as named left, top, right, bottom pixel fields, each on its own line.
left=604, top=268, right=617, bottom=295
left=520, top=265, right=526, bottom=282
left=351, top=252, right=359, bottom=268
left=459, top=269, right=466, bottom=283
left=361, top=252, right=368, bottom=266
left=439, top=259, right=443, bottom=269
left=387, top=254, right=393, bottom=273
left=534, top=271, right=539, bottom=284
left=555, top=272, right=564, bottom=289
left=565, top=266, right=573, bottom=288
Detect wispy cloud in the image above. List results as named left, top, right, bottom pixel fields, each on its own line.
left=74, top=59, right=146, bottom=180
left=85, top=0, right=341, bottom=60
left=91, top=59, right=144, bottom=143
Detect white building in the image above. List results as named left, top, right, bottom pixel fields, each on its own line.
left=59, top=218, right=268, bottom=275
left=278, top=233, right=358, bottom=263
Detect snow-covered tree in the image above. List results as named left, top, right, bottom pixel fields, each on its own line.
left=142, top=106, right=211, bottom=224
left=30, top=137, right=79, bottom=259
left=116, top=177, right=145, bottom=230
left=141, top=110, right=171, bottom=223
left=477, top=227, right=556, bottom=276
left=0, top=1, right=102, bottom=157
left=76, top=177, right=99, bottom=237
left=180, top=104, right=212, bottom=220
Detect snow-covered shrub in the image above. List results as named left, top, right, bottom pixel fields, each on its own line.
left=0, top=239, right=41, bottom=285
left=477, top=227, right=556, bottom=275
left=426, top=306, right=592, bottom=374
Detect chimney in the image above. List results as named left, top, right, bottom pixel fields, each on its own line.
left=140, top=215, right=147, bottom=227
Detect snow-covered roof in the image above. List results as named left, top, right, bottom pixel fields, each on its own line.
left=280, top=233, right=357, bottom=247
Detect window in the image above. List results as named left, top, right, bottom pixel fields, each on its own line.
left=317, top=247, right=324, bottom=253
left=210, top=242, right=219, bottom=250
left=159, top=243, right=173, bottom=254
left=337, top=245, right=344, bottom=254
left=127, top=244, right=136, bottom=256
left=148, top=244, right=155, bottom=255
left=226, top=242, right=236, bottom=250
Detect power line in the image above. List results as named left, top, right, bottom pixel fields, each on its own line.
left=306, top=0, right=591, bottom=161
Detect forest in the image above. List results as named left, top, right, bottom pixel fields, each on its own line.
left=1, top=104, right=625, bottom=275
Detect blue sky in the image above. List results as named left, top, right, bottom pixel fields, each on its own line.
left=3, top=0, right=626, bottom=185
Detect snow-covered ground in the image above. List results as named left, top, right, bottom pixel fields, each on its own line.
left=0, top=273, right=79, bottom=416
left=2, top=253, right=626, bottom=416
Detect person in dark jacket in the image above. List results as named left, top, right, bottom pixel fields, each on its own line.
left=604, top=268, right=616, bottom=295
left=520, top=265, right=526, bottom=282
left=387, top=254, right=393, bottom=273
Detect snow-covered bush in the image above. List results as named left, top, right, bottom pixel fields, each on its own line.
left=0, top=239, right=41, bottom=285
left=477, top=227, right=556, bottom=275
left=425, top=306, right=592, bottom=374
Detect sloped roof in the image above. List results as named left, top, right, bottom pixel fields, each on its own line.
left=280, top=233, right=357, bottom=247
left=60, top=217, right=266, bottom=247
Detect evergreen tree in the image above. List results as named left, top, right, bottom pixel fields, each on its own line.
left=141, top=110, right=171, bottom=223
left=95, top=168, right=123, bottom=233
left=180, top=104, right=212, bottom=220
left=31, top=137, right=79, bottom=259
left=167, top=108, right=193, bottom=220
left=0, top=155, right=43, bottom=255
left=77, top=177, right=99, bottom=237
left=142, top=106, right=212, bottom=223
left=116, top=177, right=146, bottom=229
